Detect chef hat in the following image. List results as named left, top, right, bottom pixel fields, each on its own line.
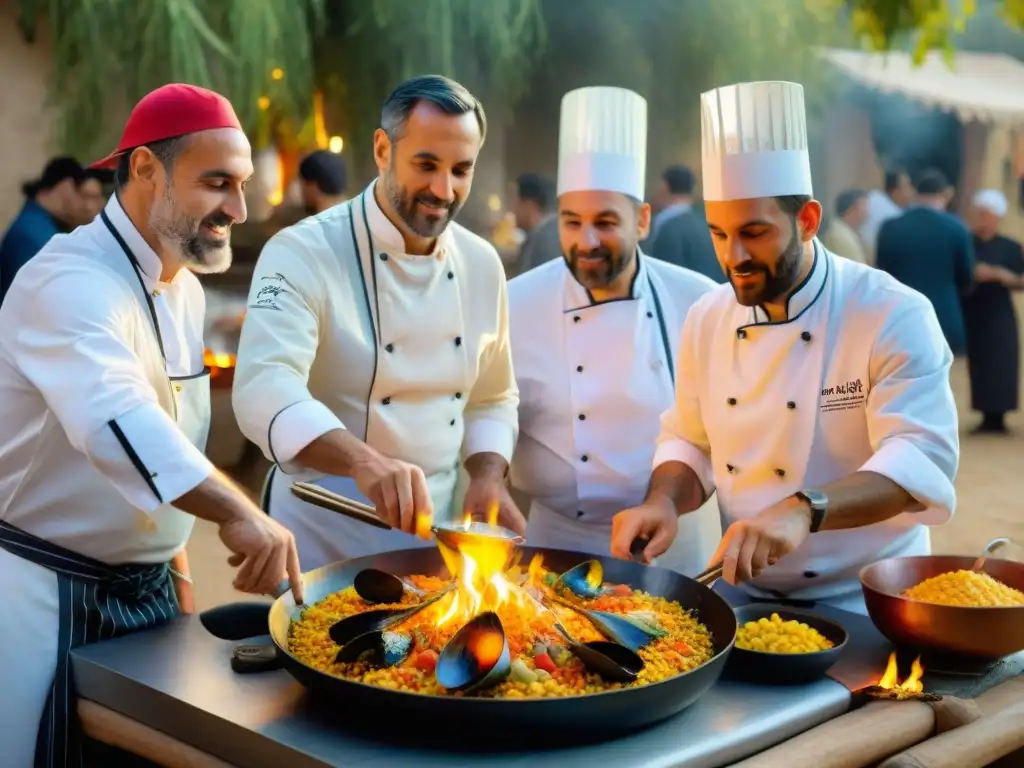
left=972, top=188, right=1008, bottom=217
left=701, top=81, right=813, bottom=202
left=557, top=86, right=648, bottom=201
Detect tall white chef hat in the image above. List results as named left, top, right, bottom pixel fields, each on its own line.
left=701, top=81, right=813, bottom=202
left=972, top=188, right=1008, bottom=218
left=557, top=86, right=648, bottom=201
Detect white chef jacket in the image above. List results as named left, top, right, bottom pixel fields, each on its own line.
left=233, top=182, right=519, bottom=565
left=655, top=242, right=958, bottom=610
left=509, top=253, right=722, bottom=574
left=0, top=195, right=214, bottom=564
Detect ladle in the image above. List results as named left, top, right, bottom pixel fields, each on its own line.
left=329, top=584, right=453, bottom=647
left=353, top=568, right=428, bottom=604
left=435, top=611, right=511, bottom=693
left=972, top=537, right=1013, bottom=571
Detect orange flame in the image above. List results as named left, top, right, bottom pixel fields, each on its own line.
left=876, top=652, right=925, bottom=693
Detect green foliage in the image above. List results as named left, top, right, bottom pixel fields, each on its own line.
left=843, top=0, right=1024, bottom=63
left=18, top=0, right=324, bottom=159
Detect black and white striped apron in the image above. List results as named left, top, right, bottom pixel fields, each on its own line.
left=0, top=521, right=178, bottom=768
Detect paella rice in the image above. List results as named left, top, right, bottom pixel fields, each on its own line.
left=288, top=566, right=716, bottom=698
left=902, top=570, right=1024, bottom=607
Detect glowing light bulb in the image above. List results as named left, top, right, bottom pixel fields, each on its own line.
left=328, top=135, right=344, bottom=153
left=271, top=67, right=284, bottom=80
left=257, top=96, right=270, bottom=110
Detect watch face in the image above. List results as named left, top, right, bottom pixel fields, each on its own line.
left=802, top=490, right=827, bottom=509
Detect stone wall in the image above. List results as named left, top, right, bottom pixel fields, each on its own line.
left=0, top=0, right=56, bottom=229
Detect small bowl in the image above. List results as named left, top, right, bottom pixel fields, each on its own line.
left=726, top=604, right=848, bottom=685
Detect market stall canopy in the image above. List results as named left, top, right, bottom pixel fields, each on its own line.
left=822, top=48, right=1024, bottom=125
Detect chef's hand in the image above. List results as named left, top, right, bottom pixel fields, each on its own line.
left=351, top=453, right=433, bottom=535
left=611, top=497, right=678, bottom=564
left=711, top=495, right=812, bottom=585
left=220, top=512, right=304, bottom=604
left=463, top=475, right=527, bottom=536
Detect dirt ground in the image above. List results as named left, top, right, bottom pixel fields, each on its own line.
left=186, top=356, right=1024, bottom=611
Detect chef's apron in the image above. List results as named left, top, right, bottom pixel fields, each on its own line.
left=265, top=193, right=459, bottom=566
left=524, top=271, right=719, bottom=576
left=0, top=211, right=210, bottom=768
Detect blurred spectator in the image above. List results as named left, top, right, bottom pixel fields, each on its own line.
left=514, top=172, right=559, bottom=273
left=822, top=189, right=868, bottom=264
left=76, top=168, right=114, bottom=225
left=860, top=168, right=915, bottom=263
left=963, top=189, right=1024, bottom=434
left=875, top=168, right=973, bottom=355
left=0, top=157, right=86, bottom=306
left=649, top=165, right=724, bottom=282
left=298, top=150, right=348, bottom=215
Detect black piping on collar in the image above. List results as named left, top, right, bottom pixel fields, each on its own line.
left=737, top=241, right=830, bottom=331
left=564, top=248, right=645, bottom=314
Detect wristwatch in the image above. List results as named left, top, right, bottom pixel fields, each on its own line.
left=794, top=489, right=829, bottom=533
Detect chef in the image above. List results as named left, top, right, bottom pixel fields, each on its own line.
left=610, top=81, right=959, bottom=613
left=508, top=86, right=721, bottom=572
left=233, top=75, right=522, bottom=567
left=0, top=84, right=303, bottom=767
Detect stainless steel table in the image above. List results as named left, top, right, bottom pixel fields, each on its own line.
left=72, top=614, right=851, bottom=768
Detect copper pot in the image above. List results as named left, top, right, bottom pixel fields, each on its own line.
left=860, top=555, right=1024, bottom=658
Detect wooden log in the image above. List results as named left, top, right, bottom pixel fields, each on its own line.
left=878, top=702, right=1024, bottom=768
left=79, top=700, right=237, bottom=768
left=728, top=701, right=936, bottom=768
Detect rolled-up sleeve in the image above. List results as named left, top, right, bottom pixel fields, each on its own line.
left=10, top=270, right=213, bottom=512
left=233, top=232, right=344, bottom=473
left=859, top=302, right=958, bottom=524
left=464, top=271, right=518, bottom=463
left=653, top=311, right=715, bottom=497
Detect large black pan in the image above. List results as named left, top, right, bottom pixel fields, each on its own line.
left=258, top=546, right=736, bottom=739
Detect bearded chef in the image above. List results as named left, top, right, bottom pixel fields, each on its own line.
left=0, top=84, right=303, bottom=768
left=508, top=86, right=721, bottom=572
left=233, top=75, right=522, bottom=567
left=610, top=81, right=959, bottom=613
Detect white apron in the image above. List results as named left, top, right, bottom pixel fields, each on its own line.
left=266, top=193, right=469, bottom=566
left=0, top=210, right=211, bottom=768
left=698, top=245, right=936, bottom=614
left=512, top=258, right=720, bottom=576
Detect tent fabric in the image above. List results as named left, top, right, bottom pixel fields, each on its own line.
left=822, top=48, right=1024, bottom=124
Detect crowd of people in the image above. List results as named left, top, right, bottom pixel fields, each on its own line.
left=0, top=72, right=984, bottom=767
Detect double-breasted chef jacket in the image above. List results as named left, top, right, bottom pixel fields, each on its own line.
left=510, top=252, right=723, bottom=574
left=0, top=195, right=214, bottom=766
left=655, top=242, right=959, bottom=613
left=233, top=182, right=519, bottom=568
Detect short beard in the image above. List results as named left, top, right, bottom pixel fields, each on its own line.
left=729, top=223, right=803, bottom=307
left=383, top=161, right=461, bottom=239
left=148, top=185, right=232, bottom=275
left=565, top=242, right=634, bottom=292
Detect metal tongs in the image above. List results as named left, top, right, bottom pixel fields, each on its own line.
left=290, top=482, right=524, bottom=546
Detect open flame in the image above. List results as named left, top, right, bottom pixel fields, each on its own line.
left=432, top=503, right=542, bottom=628
left=875, top=651, right=925, bottom=694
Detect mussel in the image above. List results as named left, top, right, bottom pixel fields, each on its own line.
left=353, top=568, right=425, bottom=604
left=329, top=584, right=453, bottom=647
left=549, top=593, right=666, bottom=653
left=335, top=629, right=413, bottom=667
left=547, top=619, right=643, bottom=682
left=554, top=559, right=606, bottom=599
left=435, top=611, right=511, bottom=693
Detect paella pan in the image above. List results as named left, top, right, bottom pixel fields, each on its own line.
left=265, top=544, right=737, bottom=737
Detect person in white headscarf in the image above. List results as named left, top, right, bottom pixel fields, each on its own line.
left=963, top=188, right=1024, bottom=434
left=611, top=81, right=959, bottom=614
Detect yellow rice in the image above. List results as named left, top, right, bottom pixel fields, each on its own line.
left=288, top=568, right=715, bottom=698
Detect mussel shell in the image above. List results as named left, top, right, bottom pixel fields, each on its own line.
left=555, top=560, right=605, bottom=599
left=574, top=640, right=644, bottom=682
left=353, top=568, right=406, bottom=604
left=329, top=608, right=403, bottom=647
left=586, top=609, right=664, bottom=653
left=335, top=630, right=412, bottom=667
left=436, top=611, right=511, bottom=693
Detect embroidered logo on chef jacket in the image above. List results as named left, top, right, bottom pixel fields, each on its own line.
left=820, top=377, right=867, bottom=413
